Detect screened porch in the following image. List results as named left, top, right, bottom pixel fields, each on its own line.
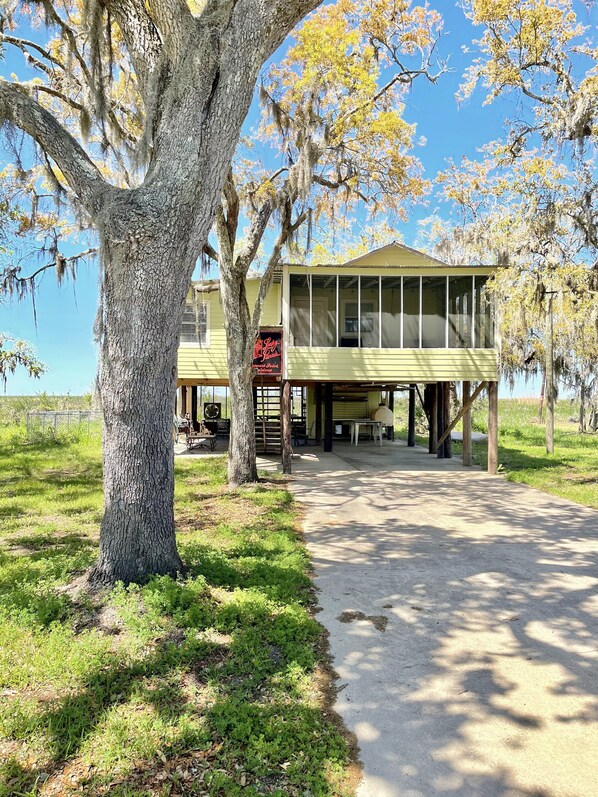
left=288, top=272, right=494, bottom=350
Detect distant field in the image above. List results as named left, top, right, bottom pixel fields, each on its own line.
left=0, top=394, right=92, bottom=426
left=395, top=395, right=598, bottom=509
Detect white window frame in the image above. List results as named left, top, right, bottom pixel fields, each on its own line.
left=180, top=300, right=210, bottom=347
left=342, top=298, right=361, bottom=337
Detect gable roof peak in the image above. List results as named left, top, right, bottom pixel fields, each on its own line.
left=341, top=240, right=449, bottom=268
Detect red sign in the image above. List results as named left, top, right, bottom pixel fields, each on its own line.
left=252, top=328, right=283, bottom=376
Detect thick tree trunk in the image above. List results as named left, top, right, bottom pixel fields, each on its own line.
left=89, top=227, right=191, bottom=586
left=220, top=270, right=258, bottom=486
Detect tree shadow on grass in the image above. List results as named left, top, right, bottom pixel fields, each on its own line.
left=1, top=526, right=349, bottom=797
left=1, top=596, right=346, bottom=796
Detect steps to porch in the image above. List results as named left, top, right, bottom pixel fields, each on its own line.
left=254, top=385, right=281, bottom=454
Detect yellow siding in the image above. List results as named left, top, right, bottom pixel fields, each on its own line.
left=287, top=347, right=498, bottom=382
left=177, top=280, right=281, bottom=382
left=343, top=244, right=446, bottom=268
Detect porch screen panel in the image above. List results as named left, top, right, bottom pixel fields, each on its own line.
left=311, top=275, right=337, bottom=347
left=381, top=277, right=401, bottom=348
left=474, top=276, right=495, bottom=347
left=339, top=275, right=359, bottom=347
left=289, top=274, right=310, bottom=346
left=403, top=277, right=420, bottom=348
left=422, top=277, right=446, bottom=347
left=360, top=276, right=379, bottom=348
left=449, top=276, right=473, bottom=348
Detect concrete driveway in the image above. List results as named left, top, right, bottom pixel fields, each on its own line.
left=289, top=443, right=598, bottom=797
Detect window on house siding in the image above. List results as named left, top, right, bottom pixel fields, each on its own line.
left=180, top=301, right=209, bottom=345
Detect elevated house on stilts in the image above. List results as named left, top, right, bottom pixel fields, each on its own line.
left=176, top=242, right=499, bottom=472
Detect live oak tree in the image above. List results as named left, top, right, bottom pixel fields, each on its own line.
left=421, top=145, right=598, bottom=428
left=0, top=0, right=323, bottom=585
left=459, top=0, right=597, bottom=148
left=457, top=0, right=597, bottom=268
left=421, top=0, right=597, bottom=442
left=210, top=0, right=445, bottom=485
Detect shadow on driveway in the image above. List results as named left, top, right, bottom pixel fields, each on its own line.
left=289, top=446, right=598, bottom=797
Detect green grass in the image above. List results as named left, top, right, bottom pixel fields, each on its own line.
left=0, top=426, right=353, bottom=796
left=394, top=396, right=598, bottom=508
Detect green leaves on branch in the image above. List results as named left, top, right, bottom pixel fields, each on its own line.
left=0, top=333, right=46, bottom=387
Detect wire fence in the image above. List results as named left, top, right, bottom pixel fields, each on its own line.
left=26, top=410, right=102, bottom=437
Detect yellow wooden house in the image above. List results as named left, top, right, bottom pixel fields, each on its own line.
left=177, top=242, right=499, bottom=471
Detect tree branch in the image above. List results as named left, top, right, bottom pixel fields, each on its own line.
left=251, top=209, right=308, bottom=333
left=222, top=171, right=240, bottom=253
left=234, top=198, right=274, bottom=274
left=0, top=34, right=67, bottom=75
left=0, top=82, right=109, bottom=215
left=2, top=248, right=97, bottom=300
left=34, top=4, right=94, bottom=88
left=203, top=242, right=219, bottom=262
left=108, top=0, right=164, bottom=98
left=146, top=0, right=197, bottom=64
left=215, top=204, right=234, bottom=270
left=23, top=82, right=85, bottom=114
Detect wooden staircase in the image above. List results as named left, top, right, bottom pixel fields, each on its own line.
left=254, top=385, right=281, bottom=454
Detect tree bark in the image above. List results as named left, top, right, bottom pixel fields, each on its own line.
left=90, top=228, right=191, bottom=586
left=0, top=0, right=325, bottom=585
left=220, top=269, right=258, bottom=486
left=281, top=380, right=292, bottom=474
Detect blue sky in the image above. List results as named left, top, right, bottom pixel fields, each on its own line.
left=1, top=1, right=593, bottom=397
